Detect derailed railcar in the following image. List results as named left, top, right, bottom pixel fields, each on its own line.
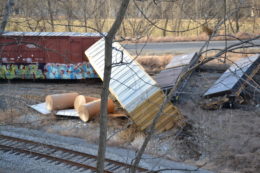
left=0, top=31, right=103, bottom=79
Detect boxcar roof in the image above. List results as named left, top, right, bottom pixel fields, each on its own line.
left=1, top=31, right=106, bottom=37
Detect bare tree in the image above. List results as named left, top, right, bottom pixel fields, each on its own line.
left=46, top=0, right=55, bottom=32
left=1, top=1, right=259, bottom=173
left=59, top=0, right=75, bottom=32
left=97, top=0, right=130, bottom=172
left=75, top=0, right=94, bottom=32
left=0, top=0, right=14, bottom=34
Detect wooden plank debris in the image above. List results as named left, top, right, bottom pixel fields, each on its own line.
left=200, top=96, right=230, bottom=110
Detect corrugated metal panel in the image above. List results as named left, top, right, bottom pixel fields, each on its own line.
left=204, top=54, right=260, bottom=97
left=2, top=31, right=106, bottom=37
left=85, top=38, right=184, bottom=132
left=166, top=52, right=197, bottom=69
left=155, top=52, right=199, bottom=92
left=155, top=67, right=183, bottom=89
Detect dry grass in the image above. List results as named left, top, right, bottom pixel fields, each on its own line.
left=6, top=17, right=260, bottom=42
left=0, top=109, right=20, bottom=122
left=114, top=126, right=138, bottom=142
left=130, top=132, right=146, bottom=149
left=107, top=124, right=146, bottom=147
left=126, top=32, right=260, bottom=43
left=136, top=54, right=173, bottom=74
left=201, top=50, right=258, bottom=66
left=135, top=34, right=209, bottom=43
left=136, top=51, right=260, bottom=75
left=150, top=18, right=260, bottom=37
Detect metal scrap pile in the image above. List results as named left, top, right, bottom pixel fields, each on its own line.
left=85, top=38, right=185, bottom=132
left=30, top=37, right=260, bottom=133
left=155, top=52, right=199, bottom=101
left=154, top=52, right=260, bottom=110
left=202, top=54, right=260, bottom=110
left=30, top=38, right=186, bottom=133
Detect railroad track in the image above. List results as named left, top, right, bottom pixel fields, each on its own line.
left=0, top=134, right=148, bottom=173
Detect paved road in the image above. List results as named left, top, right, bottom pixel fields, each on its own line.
left=123, top=39, right=260, bottom=55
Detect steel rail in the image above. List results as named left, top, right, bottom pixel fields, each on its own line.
left=0, top=144, right=105, bottom=172
left=0, top=134, right=148, bottom=172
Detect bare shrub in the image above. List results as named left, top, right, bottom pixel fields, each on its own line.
left=137, top=55, right=172, bottom=73
left=0, top=109, right=20, bottom=122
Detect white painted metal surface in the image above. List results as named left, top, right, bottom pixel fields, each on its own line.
left=204, top=54, right=260, bottom=97
left=29, top=103, right=51, bottom=115
left=166, top=52, right=197, bottom=69
left=85, top=38, right=160, bottom=112
left=56, top=109, right=79, bottom=117
left=86, top=38, right=184, bottom=132
left=29, top=103, right=79, bottom=117
left=2, top=31, right=105, bottom=37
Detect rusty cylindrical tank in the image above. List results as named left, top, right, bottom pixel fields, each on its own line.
left=45, top=92, right=79, bottom=111
left=74, top=95, right=99, bottom=111
left=78, top=99, right=115, bottom=122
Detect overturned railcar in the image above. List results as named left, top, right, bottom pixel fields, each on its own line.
left=0, top=32, right=103, bottom=79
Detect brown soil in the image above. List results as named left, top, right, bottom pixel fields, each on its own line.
left=0, top=63, right=259, bottom=173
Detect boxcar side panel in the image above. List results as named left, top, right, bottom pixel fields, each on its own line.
left=82, top=37, right=101, bottom=61
left=0, top=34, right=101, bottom=79
left=69, top=37, right=83, bottom=63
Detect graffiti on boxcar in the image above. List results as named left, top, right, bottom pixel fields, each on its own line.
left=44, top=63, right=98, bottom=79
left=0, top=64, right=44, bottom=79
left=0, top=63, right=97, bottom=79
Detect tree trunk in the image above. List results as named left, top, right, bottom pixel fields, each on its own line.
left=163, top=18, right=169, bottom=37
left=47, top=0, right=55, bottom=32
left=0, top=0, right=14, bottom=34
left=96, top=0, right=130, bottom=173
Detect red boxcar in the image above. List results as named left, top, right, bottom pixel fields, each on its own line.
left=0, top=32, right=103, bottom=79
